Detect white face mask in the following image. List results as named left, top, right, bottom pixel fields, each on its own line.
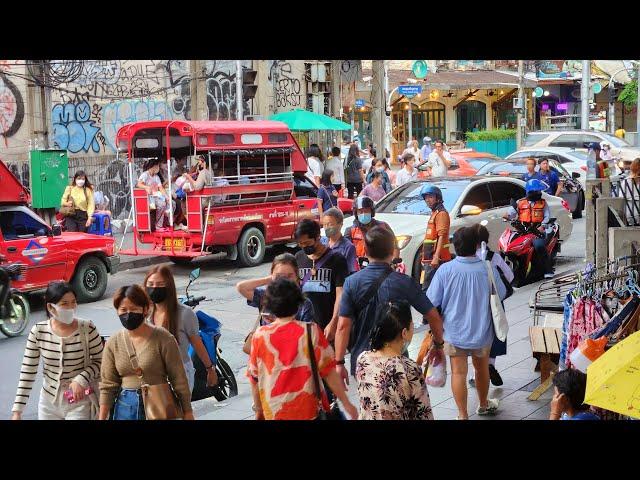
left=51, top=304, right=75, bottom=325
left=76, top=179, right=85, bottom=187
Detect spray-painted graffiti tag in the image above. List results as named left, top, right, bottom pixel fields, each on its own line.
left=52, top=100, right=101, bottom=153
left=102, top=99, right=173, bottom=151
left=269, top=60, right=302, bottom=109
left=0, top=72, right=25, bottom=145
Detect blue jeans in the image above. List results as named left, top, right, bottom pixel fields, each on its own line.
left=112, top=388, right=146, bottom=420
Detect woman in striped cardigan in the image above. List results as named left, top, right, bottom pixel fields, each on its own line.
left=11, top=282, right=103, bottom=420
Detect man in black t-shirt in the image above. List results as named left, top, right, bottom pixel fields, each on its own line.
left=295, top=219, right=348, bottom=342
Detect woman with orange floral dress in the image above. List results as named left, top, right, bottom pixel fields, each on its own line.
left=247, top=278, right=358, bottom=420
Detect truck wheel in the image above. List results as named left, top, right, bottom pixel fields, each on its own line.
left=237, top=227, right=265, bottom=267
left=72, top=256, right=108, bottom=303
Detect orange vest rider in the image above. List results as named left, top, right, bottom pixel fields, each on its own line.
left=347, top=219, right=391, bottom=258
left=419, top=184, right=451, bottom=264
left=517, top=198, right=546, bottom=224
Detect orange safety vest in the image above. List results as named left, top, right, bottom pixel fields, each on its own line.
left=350, top=226, right=367, bottom=258
left=422, top=209, right=452, bottom=262
left=517, top=198, right=546, bottom=223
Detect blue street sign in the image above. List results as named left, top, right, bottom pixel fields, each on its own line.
left=355, top=99, right=365, bottom=107
left=398, top=85, right=423, bottom=97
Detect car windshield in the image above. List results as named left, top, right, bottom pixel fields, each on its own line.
left=376, top=182, right=468, bottom=215
left=467, top=158, right=495, bottom=169
left=565, top=150, right=590, bottom=161
left=476, top=162, right=506, bottom=175
left=599, top=132, right=629, bottom=148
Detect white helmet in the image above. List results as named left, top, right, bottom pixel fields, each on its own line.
left=600, top=140, right=611, bottom=149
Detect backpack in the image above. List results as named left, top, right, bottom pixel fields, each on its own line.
left=486, top=250, right=514, bottom=300
left=347, top=267, right=394, bottom=374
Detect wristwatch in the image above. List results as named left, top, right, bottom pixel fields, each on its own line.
left=336, top=359, right=346, bottom=365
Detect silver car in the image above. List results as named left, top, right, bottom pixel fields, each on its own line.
left=342, top=177, right=574, bottom=282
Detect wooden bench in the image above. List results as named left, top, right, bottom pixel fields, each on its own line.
left=528, top=326, right=562, bottom=400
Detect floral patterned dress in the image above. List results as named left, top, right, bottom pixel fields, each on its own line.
left=356, top=351, right=433, bottom=420
left=247, top=320, right=335, bottom=420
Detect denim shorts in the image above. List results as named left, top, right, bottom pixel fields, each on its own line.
left=112, top=388, right=146, bottom=420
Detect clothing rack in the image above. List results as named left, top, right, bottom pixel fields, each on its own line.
left=530, top=258, right=640, bottom=326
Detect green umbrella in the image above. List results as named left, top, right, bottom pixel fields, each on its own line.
left=269, top=109, right=351, bottom=131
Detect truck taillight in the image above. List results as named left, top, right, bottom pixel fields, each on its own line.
left=561, top=199, right=571, bottom=211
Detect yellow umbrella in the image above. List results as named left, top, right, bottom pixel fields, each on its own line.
left=585, top=330, right=640, bottom=419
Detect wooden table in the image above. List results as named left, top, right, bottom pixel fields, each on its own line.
left=528, top=326, right=562, bottom=400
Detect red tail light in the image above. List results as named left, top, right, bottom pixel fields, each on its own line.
left=561, top=199, right=571, bottom=211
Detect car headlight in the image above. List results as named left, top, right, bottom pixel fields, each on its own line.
left=396, top=235, right=412, bottom=250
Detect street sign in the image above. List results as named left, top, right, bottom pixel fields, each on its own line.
left=534, top=87, right=544, bottom=97
left=412, top=60, right=428, bottom=79
left=355, top=99, right=365, bottom=107
left=398, top=85, right=423, bottom=98
left=592, top=83, right=602, bottom=94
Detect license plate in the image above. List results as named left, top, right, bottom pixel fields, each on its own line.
left=164, top=238, right=185, bottom=249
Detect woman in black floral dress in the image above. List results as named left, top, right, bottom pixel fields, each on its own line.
left=356, top=301, right=433, bottom=420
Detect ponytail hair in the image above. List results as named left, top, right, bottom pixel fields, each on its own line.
left=370, top=300, right=412, bottom=351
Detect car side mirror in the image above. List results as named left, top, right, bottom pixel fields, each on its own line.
left=459, top=205, right=482, bottom=216
left=571, top=172, right=581, bottom=179
left=52, top=224, right=62, bottom=236
left=189, top=268, right=201, bottom=281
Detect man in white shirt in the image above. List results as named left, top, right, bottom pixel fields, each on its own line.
left=306, top=144, right=324, bottom=186
left=425, top=140, right=453, bottom=178
left=325, top=146, right=345, bottom=190
left=395, top=152, right=418, bottom=187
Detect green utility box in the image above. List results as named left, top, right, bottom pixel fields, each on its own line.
left=29, top=149, right=69, bottom=209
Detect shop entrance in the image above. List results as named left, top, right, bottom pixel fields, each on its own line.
left=457, top=100, right=486, bottom=135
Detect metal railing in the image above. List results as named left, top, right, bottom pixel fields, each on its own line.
left=615, top=176, right=640, bottom=227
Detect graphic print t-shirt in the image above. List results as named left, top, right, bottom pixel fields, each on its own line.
left=295, top=249, right=348, bottom=329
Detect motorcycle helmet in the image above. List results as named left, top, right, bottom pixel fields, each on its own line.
left=525, top=178, right=547, bottom=194
left=353, top=195, right=376, bottom=219
left=420, top=184, right=443, bottom=202
left=600, top=140, right=611, bottom=150
left=423, top=136, right=432, bottom=145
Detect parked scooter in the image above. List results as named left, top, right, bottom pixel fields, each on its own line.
left=179, top=268, right=238, bottom=401
left=498, top=218, right=560, bottom=288
left=0, top=261, right=29, bottom=338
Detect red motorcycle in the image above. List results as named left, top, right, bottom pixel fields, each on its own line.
left=497, top=218, right=560, bottom=287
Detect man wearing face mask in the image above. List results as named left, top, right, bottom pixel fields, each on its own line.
left=294, top=219, right=348, bottom=343
left=419, top=184, right=452, bottom=290
left=345, top=196, right=399, bottom=268
left=503, top=178, right=555, bottom=279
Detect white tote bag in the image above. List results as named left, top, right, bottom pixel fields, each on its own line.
left=485, top=260, right=509, bottom=342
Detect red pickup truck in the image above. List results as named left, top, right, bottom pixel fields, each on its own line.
left=117, top=120, right=352, bottom=267
left=0, top=159, right=119, bottom=302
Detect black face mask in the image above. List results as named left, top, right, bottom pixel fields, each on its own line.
left=146, top=287, right=168, bottom=304
left=527, top=191, right=542, bottom=201
left=303, top=244, right=317, bottom=256
left=198, top=164, right=205, bottom=171
left=119, top=312, right=145, bottom=331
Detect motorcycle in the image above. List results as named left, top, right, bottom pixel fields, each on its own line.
left=179, top=268, right=238, bottom=402
left=497, top=218, right=560, bottom=288
left=0, top=262, right=30, bottom=338
left=357, top=256, right=406, bottom=274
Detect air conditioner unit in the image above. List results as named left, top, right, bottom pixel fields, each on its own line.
left=513, top=97, right=524, bottom=109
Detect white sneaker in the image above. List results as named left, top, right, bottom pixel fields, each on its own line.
left=544, top=273, right=555, bottom=279
left=476, top=398, right=499, bottom=416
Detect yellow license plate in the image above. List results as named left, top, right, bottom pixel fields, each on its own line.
left=164, top=238, right=185, bottom=249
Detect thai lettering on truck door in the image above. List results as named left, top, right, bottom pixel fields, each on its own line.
left=0, top=207, right=67, bottom=291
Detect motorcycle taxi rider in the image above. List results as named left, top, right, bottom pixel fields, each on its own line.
left=344, top=196, right=401, bottom=269
left=502, top=178, right=555, bottom=279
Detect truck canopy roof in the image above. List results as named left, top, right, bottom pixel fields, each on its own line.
left=116, top=120, right=309, bottom=172
left=0, top=160, right=30, bottom=205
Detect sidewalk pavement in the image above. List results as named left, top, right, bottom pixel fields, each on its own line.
left=196, top=259, right=585, bottom=420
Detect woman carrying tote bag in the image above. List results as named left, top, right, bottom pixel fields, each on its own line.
left=60, top=170, right=95, bottom=232
left=99, top=285, right=194, bottom=420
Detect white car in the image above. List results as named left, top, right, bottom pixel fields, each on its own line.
left=505, top=147, right=590, bottom=186
left=342, top=177, right=574, bottom=282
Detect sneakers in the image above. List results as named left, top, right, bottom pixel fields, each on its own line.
left=489, top=364, right=503, bottom=386
left=476, top=398, right=499, bottom=416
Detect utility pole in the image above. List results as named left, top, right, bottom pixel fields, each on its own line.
left=408, top=101, right=413, bottom=146
left=236, top=60, right=243, bottom=121
left=190, top=60, right=207, bottom=121
left=371, top=60, right=385, bottom=155
left=581, top=60, right=591, bottom=130
left=383, top=61, right=391, bottom=156
left=516, top=60, right=524, bottom=149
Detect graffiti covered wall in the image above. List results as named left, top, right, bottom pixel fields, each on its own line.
left=256, top=60, right=307, bottom=115
left=0, top=61, right=29, bottom=159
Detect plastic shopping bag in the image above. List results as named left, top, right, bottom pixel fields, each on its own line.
left=425, top=359, right=447, bottom=388
left=569, top=336, right=607, bottom=373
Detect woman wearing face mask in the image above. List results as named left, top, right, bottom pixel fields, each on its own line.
left=144, top=265, right=217, bottom=392
left=321, top=207, right=359, bottom=275
left=360, top=171, right=387, bottom=202
left=99, top=284, right=194, bottom=420
left=356, top=301, right=433, bottom=420
left=12, top=282, right=103, bottom=420
left=137, top=159, right=170, bottom=231
left=366, top=159, right=392, bottom=193
left=317, top=168, right=339, bottom=214
left=236, top=253, right=316, bottom=324
left=61, top=170, right=95, bottom=232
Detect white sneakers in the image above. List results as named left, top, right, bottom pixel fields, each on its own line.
left=476, top=398, right=500, bottom=416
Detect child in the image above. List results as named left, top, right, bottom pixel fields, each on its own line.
left=549, top=369, right=600, bottom=420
